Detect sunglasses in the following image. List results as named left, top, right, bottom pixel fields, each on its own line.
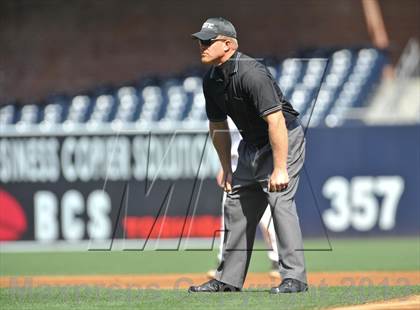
left=199, top=38, right=226, bottom=46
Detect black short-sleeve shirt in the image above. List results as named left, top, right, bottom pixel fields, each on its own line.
left=203, top=51, right=299, bottom=147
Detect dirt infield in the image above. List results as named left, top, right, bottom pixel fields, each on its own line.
left=1, top=271, right=418, bottom=289
left=330, top=294, right=420, bottom=310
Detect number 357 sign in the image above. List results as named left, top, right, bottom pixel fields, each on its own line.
left=322, top=176, right=404, bottom=232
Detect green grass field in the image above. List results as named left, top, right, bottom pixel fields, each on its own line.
left=1, top=286, right=419, bottom=310
left=1, top=238, right=419, bottom=309
left=1, top=238, right=419, bottom=275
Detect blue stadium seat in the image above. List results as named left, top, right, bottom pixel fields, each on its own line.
left=3, top=47, right=388, bottom=130
left=16, top=104, right=40, bottom=127
left=136, top=85, right=163, bottom=125
left=161, top=84, right=188, bottom=123
left=64, top=95, right=92, bottom=125
left=40, top=103, right=64, bottom=126
left=184, top=91, right=206, bottom=122
left=181, top=76, right=203, bottom=121
left=0, top=105, right=17, bottom=126
left=289, top=84, right=312, bottom=114
left=88, top=94, right=115, bottom=126
left=302, top=58, right=327, bottom=89
left=112, top=86, right=141, bottom=125
left=324, top=48, right=386, bottom=126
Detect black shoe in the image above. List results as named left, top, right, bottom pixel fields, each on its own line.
left=188, top=279, right=241, bottom=293
left=270, top=278, right=308, bottom=294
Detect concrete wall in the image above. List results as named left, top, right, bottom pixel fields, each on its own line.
left=1, top=0, right=418, bottom=104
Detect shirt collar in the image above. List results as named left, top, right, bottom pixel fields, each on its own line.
left=210, top=51, right=241, bottom=80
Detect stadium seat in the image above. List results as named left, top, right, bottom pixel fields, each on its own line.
left=40, top=103, right=64, bottom=126
left=162, top=85, right=187, bottom=122
left=2, top=47, right=388, bottom=131
left=112, top=86, right=141, bottom=125
left=16, top=104, right=40, bottom=126
left=0, top=105, right=17, bottom=126
left=88, top=94, right=115, bottom=125
left=182, top=76, right=204, bottom=121
left=136, top=85, right=163, bottom=125
left=64, top=95, right=91, bottom=125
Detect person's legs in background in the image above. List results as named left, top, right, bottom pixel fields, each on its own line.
left=207, top=192, right=226, bottom=279
left=208, top=196, right=280, bottom=279
left=259, top=206, right=280, bottom=279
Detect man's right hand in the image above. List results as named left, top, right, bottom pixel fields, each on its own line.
left=217, top=169, right=233, bottom=192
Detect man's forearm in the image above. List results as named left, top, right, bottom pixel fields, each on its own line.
left=209, top=121, right=232, bottom=172
left=265, top=112, right=288, bottom=171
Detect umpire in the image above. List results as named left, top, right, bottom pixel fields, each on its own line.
left=188, top=17, right=308, bottom=294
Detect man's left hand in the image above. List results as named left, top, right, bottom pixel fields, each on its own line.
left=268, top=169, right=289, bottom=192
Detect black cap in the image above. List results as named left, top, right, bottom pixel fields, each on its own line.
left=191, top=17, right=237, bottom=40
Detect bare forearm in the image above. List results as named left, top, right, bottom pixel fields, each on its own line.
left=209, top=121, right=232, bottom=172
left=265, top=112, right=288, bottom=171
